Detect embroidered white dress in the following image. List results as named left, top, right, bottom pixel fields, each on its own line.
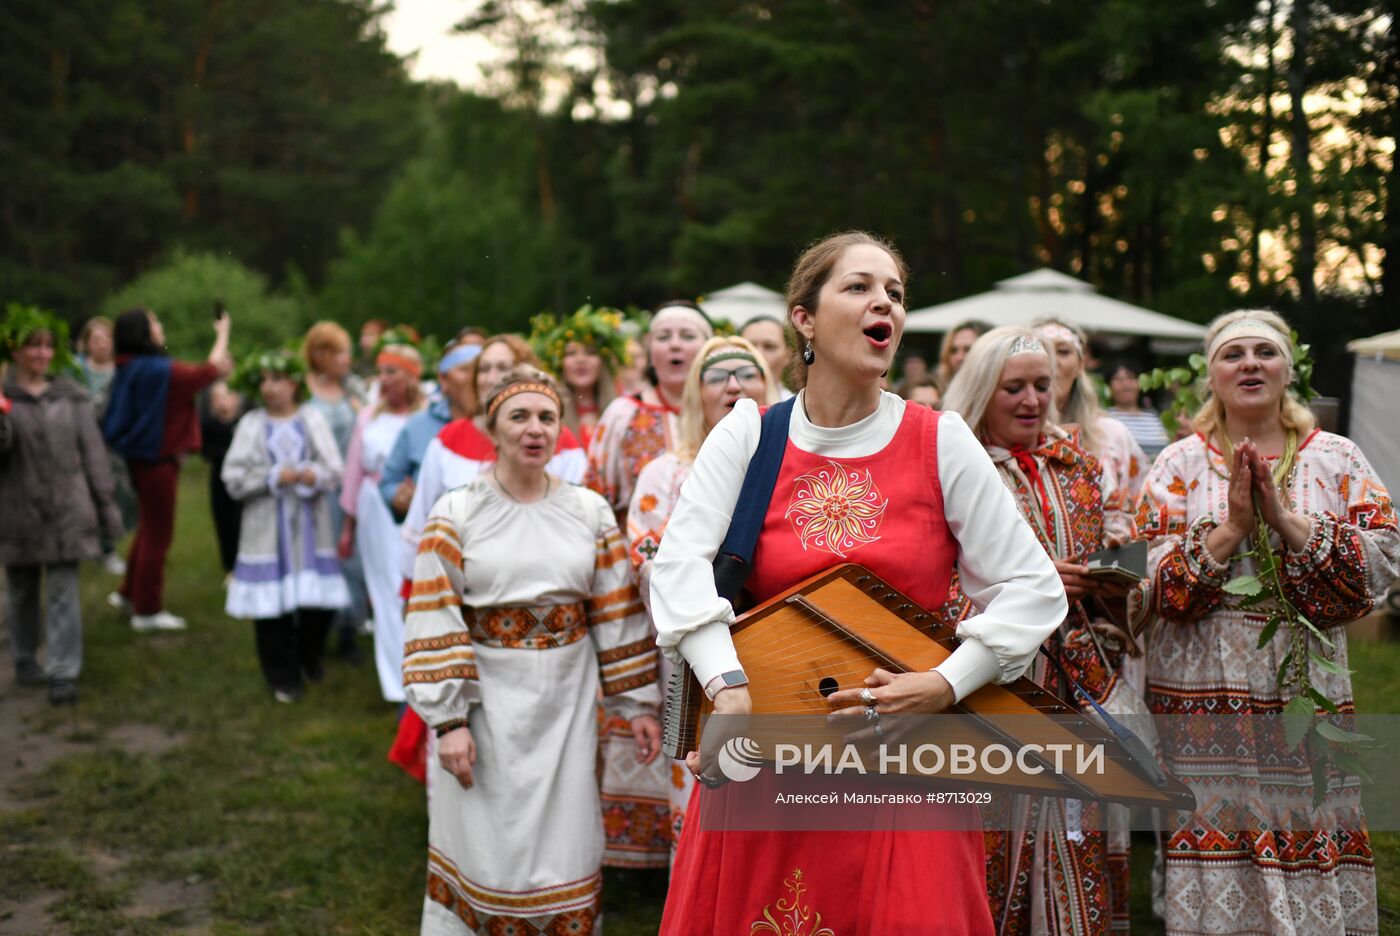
left=341, top=405, right=413, bottom=701
left=404, top=478, right=659, bottom=935
left=625, top=451, right=697, bottom=863
left=223, top=408, right=349, bottom=619
left=1135, top=430, right=1398, bottom=936
left=400, top=419, right=587, bottom=579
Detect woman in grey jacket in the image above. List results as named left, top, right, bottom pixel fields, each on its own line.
left=0, top=307, right=123, bottom=705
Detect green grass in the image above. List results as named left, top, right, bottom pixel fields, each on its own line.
left=1, top=461, right=1396, bottom=933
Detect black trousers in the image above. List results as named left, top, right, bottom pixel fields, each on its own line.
left=253, top=609, right=334, bottom=691
left=209, top=464, right=242, bottom=574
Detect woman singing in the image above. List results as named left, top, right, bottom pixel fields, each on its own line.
left=650, top=231, right=1066, bottom=933
left=1136, top=309, right=1398, bottom=935
left=403, top=366, right=661, bottom=934
left=942, top=325, right=1136, bottom=934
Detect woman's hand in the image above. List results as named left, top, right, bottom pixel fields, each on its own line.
left=438, top=726, right=477, bottom=790
left=277, top=466, right=299, bottom=486
left=210, top=312, right=233, bottom=376
left=1053, top=559, right=1094, bottom=600
left=683, top=685, right=752, bottom=787
left=1245, top=445, right=1311, bottom=552
left=391, top=478, right=415, bottom=517
left=298, top=466, right=318, bottom=487
left=636, top=560, right=653, bottom=610
left=631, top=715, right=662, bottom=765
left=337, top=517, right=356, bottom=560
left=828, top=668, right=956, bottom=718
left=1206, top=442, right=1256, bottom=563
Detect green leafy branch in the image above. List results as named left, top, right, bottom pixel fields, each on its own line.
left=1224, top=508, right=1373, bottom=806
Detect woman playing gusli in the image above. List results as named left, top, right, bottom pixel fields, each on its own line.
left=1135, top=309, right=1398, bottom=935
left=650, top=231, right=1066, bottom=933
left=403, top=366, right=661, bottom=935
left=941, top=325, right=1138, bottom=934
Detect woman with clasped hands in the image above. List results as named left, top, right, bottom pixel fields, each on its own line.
left=1135, top=309, right=1398, bottom=936
left=648, top=231, right=1066, bottom=934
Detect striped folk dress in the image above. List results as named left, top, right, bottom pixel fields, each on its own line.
left=403, top=476, right=660, bottom=936
left=1136, top=430, right=1399, bottom=935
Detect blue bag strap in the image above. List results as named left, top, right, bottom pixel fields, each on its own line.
left=712, top=396, right=796, bottom=602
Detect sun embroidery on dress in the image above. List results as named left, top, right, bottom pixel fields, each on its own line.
left=750, top=868, right=834, bottom=936
left=785, top=461, right=887, bottom=558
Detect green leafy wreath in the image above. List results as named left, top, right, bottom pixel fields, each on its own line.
left=0, top=302, right=78, bottom=376
left=230, top=347, right=306, bottom=402
left=529, top=305, right=631, bottom=375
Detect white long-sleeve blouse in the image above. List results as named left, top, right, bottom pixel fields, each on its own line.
left=649, top=391, right=1067, bottom=703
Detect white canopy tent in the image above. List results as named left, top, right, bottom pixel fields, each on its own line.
left=903, top=269, right=1208, bottom=349
left=700, top=281, right=787, bottom=329
left=1348, top=330, right=1400, bottom=496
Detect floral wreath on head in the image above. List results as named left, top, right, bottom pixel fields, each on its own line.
left=529, top=305, right=631, bottom=375
left=0, top=302, right=78, bottom=375
left=230, top=347, right=307, bottom=402
left=370, top=325, right=441, bottom=375
left=371, top=325, right=423, bottom=355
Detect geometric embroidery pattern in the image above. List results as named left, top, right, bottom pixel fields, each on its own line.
left=465, top=601, right=588, bottom=650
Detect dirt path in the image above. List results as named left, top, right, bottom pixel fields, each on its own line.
left=0, top=640, right=213, bottom=935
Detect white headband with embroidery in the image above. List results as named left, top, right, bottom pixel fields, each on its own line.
left=1205, top=320, right=1292, bottom=364
left=650, top=305, right=714, bottom=338
left=1007, top=334, right=1046, bottom=357
left=1036, top=322, right=1082, bottom=355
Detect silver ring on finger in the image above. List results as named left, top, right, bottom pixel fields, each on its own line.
left=859, top=688, right=876, bottom=705
left=864, top=704, right=879, bottom=723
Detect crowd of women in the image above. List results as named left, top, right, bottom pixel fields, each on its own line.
left=1, top=226, right=1397, bottom=936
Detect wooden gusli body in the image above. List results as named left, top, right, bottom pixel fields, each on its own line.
left=661, top=563, right=1194, bottom=810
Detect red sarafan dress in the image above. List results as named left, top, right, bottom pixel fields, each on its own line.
left=659, top=404, right=996, bottom=936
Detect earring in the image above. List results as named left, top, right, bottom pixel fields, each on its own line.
left=802, top=342, right=815, bottom=366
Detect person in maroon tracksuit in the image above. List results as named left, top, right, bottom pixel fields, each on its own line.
left=103, top=307, right=232, bottom=632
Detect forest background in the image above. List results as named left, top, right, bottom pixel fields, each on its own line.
left=3, top=0, right=1398, bottom=403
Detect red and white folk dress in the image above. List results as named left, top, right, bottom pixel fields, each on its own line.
left=649, top=392, right=1067, bottom=934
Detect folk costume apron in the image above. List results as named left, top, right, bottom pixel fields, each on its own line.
left=659, top=404, right=996, bottom=935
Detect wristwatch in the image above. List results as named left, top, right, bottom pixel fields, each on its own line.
left=703, top=669, right=749, bottom=700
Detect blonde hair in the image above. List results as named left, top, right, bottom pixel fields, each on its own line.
left=1031, top=316, right=1101, bottom=456
left=675, top=336, right=779, bottom=461
left=465, top=334, right=541, bottom=416
left=77, top=316, right=113, bottom=355
left=934, top=319, right=990, bottom=390
left=943, top=325, right=1058, bottom=441
left=785, top=230, right=909, bottom=390
left=302, top=321, right=352, bottom=374
left=1193, top=309, right=1314, bottom=444
left=557, top=345, right=617, bottom=438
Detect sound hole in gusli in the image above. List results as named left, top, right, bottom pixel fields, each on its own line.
left=817, top=677, right=838, bottom=698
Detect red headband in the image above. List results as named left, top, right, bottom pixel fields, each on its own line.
left=377, top=349, right=422, bottom=379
